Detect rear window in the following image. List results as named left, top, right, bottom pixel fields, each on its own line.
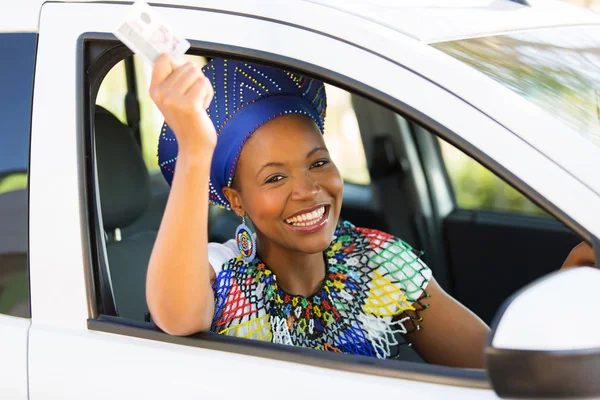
left=0, top=33, right=36, bottom=318
left=433, top=25, right=600, bottom=148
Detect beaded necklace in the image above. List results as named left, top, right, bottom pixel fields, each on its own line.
left=212, top=222, right=432, bottom=359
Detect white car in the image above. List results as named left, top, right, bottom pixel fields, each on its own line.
left=1, top=0, right=600, bottom=398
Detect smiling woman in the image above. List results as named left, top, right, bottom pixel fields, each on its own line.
left=223, top=115, right=343, bottom=258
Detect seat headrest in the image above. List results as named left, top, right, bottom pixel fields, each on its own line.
left=95, top=106, right=151, bottom=231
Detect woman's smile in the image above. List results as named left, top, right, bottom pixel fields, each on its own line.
left=284, top=204, right=331, bottom=233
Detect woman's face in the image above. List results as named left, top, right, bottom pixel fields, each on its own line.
left=227, top=114, right=343, bottom=255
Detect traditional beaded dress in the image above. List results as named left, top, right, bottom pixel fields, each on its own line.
left=211, top=221, right=432, bottom=360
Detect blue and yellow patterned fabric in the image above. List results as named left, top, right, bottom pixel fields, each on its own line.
left=211, top=221, right=432, bottom=359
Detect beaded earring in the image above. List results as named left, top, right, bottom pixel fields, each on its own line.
left=236, top=214, right=256, bottom=263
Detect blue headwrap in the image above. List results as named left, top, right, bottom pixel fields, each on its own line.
left=158, top=58, right=327, bottom=209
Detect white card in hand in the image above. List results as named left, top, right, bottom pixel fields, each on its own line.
left=114, top=1, right=190, bottom=64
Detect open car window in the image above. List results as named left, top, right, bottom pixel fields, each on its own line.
left=92, top=48, right=587, bottom=363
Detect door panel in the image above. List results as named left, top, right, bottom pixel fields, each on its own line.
left=0, top=315, right=29, bottom=399
left=29, top=322, right=496, bottom=399
left=444, top=210, right=581, bottom=324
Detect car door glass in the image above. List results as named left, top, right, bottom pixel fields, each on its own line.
left=0, top=33, right=35, bottom=318
left=439, top=138, right=546, bottom=215
left=322, top=84, right=369, bottom=185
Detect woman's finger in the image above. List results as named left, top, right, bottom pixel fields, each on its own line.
left=200, top=76, right=214, bottom=110
left=150, top=54, right=174, bottom=95
left=167, top=64, right=204, bottom=97
left=183, top=78, right=211, bottom=111
left=159, top=62, right=195, bottom=92
left=561, top=241, right=595, bottom=269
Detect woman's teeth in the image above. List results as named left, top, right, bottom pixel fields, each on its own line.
left=285, top=206, right=326, bottom=227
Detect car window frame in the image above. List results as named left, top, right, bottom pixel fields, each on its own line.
left=83, top=38, right=598, bottom=392
left=83, top=35, right=498, bottom=389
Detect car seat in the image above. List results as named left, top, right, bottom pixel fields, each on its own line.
left=94, top=105, right=155, bottom=321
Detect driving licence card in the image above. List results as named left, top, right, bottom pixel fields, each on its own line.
left=114, top=1, right=190, bottom=64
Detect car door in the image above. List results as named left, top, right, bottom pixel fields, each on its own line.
left=0, top=31, right=36, bottom=400
left=27, top=2, right=600, bottom=399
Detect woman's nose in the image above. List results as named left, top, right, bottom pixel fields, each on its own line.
left=291, top=173, right=321, bottom=201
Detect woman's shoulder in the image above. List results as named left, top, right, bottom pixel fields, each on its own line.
left=207, top=239, right=239, bottom=275
left=335, top=220, right=418, bottom=256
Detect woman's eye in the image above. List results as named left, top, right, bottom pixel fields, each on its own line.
left=265, top=175, right=285, bottom=184
left=311, top=159, right=329, bottom=169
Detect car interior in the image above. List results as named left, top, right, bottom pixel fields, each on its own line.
left=90, top=50, right=583, bottom=363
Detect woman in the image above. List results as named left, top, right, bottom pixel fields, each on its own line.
left=146, top=55, right=595, bottom=369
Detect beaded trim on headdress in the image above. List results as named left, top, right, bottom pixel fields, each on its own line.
left=158, top=59, right=327, bottom=209
left=211, top=222, right=432, bottom=360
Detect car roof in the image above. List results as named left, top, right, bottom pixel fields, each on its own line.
left=5, top=0, right=600, bottom=40
left=305, top=0, right=600, bottom=42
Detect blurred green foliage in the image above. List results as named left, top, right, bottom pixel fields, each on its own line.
left=440, top=142, right=545, bottom=215
left=0, top=173, right=27, bottom=195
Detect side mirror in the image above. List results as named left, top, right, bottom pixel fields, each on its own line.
left=486, top=267, right=600, bottom=399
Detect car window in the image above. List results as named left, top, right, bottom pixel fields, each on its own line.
left=0, top=33, right=36, bottom=318
left=97, top=56, right=370, bottom=185
left=89, top=43, right=591, bottom=377
left=439, top=139, right=546, bottom=215
left=93, top=54, right=378, bottom=326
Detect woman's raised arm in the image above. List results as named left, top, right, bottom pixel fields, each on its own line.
left=145, top=54, right=217, bottom=336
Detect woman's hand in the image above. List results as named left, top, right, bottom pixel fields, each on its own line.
left=561, top=241, right=596, bottom=270
left=150, top=54, right=216, bottom=155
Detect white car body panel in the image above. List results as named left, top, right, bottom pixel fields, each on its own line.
left=0, top=315, right=29, bottom=400
left=7, top=0, right=600, bottom=39
left=307, top=0, right=600, bottom=42
left=24, top=1, right=600, bottom=398
left=0, top=0, right=595, bottom=398
left=29, top=327, right=492, bottom=400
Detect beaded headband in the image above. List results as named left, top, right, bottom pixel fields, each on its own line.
left=158, top=58, right=327, bottom=209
